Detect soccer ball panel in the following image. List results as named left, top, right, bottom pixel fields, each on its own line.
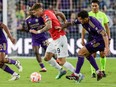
left=30, top=72, right=41, bottom=82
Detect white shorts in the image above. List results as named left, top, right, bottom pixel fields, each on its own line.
left=46, top=35, right=69, bottom=58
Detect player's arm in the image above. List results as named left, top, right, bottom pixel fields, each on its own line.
left=55, top=11, right=67, bottom=23
left=104, top=23, right=111, bottom=40
left=81, top=28, right=86, bottom=46
left=30, top=20, right=52, bottom=34
left=100, top=30, right=109, bottom=56
left=1, top=23, right=16, bottom=44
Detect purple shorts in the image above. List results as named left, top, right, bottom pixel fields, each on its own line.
left=32, top=37, right=48, bottom=50
left=0, top=42, right=8, bottom=54
left=85, top=39, right=105, bottom=54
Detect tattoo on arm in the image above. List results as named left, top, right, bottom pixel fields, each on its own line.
left=40, top=20, right=52, bottom=33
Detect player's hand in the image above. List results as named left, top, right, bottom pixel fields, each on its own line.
left=29, top=29, right=38, bottom=34
left=81, top=39, right=85, bottom=46
left=10, top=37, right=16, bottom=44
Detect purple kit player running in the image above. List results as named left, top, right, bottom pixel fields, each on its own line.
left=0, top=22, right=22, bottom=81
left=65, top=10, right=109, bottom=83
left=22, top=11, right=49, bottom=72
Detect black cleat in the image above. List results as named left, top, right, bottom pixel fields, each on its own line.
left=97, top=71, right=103, bottom=81
left=102, top=71, right=106, bottom=77
left=91, top=73, right=96, bottom=78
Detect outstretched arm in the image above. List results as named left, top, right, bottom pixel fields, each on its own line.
left=30, top=20, right=52, bottom=34
left=100, top=30, right=109, bottom=56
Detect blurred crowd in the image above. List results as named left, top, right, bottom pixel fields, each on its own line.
left=0, top=0, right=116, bottom=32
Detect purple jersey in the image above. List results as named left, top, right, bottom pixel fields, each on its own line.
left=74, top=16, right=106, bottom=53
left=75, top=16, right=104, bottom=41
left=0, top=22, right=7, bottom=42
left=0, top=22, right=8, bottom=54
left=24, top=16, right=49, bottom=49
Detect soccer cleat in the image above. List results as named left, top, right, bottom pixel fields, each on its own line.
left=39, top=68, right=47, bottom=72
left=102, top=71, right=106, bottom=77
left=15, top=60, right=23, bottom=72
left=9, top=72, right=20, bottom=81
left=97, top=71, right=103, bottom=81
left=56, top=69, right=67, bottom=79
left=91, top=73, right=96, bottom=78
left=66, top=73, right=84, bottom=83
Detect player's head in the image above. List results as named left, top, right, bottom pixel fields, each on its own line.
left=31, top=3, right=43, bottom=17
left=77, top=10, right=89, bottom=24
left=91, top=0, right=100, bottom=13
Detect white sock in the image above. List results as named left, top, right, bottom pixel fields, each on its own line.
left=63, top=61, right=75, bottom=73
left=48, top=58, right=62, bottom=71
left=96, top=70, right=100, bottom=74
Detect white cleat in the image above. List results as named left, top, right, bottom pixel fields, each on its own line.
left=9, top=72, right=20, bottom=81
left=15, top=60, right=23, bottom=72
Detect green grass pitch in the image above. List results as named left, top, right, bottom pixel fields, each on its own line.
left=0, top=58, right=116, bottom=87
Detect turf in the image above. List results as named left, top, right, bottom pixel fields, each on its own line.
left=0, top=58, right=116, bottom=87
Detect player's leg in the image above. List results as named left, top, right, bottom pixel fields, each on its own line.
left=87, top=35, right=96, bottom=77
left=85, top=41, right=104, bottom=81
left=90, top=53, right=96, bottom=78
left=56, top=35, right=75, bottom=73
left=33, top=46, right=47, bottom=72
left=44, top=41, right=66, bottom=79
left=100, top=51, right=106, bottom=77
left=0, top=52, right=20, bottom=81
left=66, top=46, right=87, bottom=82
left=3, top=56, right=23, bottom=72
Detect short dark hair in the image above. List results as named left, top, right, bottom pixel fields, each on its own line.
left=91, top=0, right=100, bottom=5
left=78, top=10, right=89, bottom=19
left=31, top=3, right=43, bottom=10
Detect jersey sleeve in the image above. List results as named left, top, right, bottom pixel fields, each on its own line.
left=95, top=20, right=105, bottom=34
left=103, top=13, right=109, bottom=24
left=42, top=14, right=51, bottom=22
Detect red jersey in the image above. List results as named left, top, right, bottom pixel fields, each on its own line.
left=42, top=10, right=66, bottom=40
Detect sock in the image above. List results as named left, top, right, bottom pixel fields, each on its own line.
left=100, top=57, right=106, bottom=71
left=1, top=64, right=14, bottom=75
left=63, top=61, right=75, bottom=73
left=87, top=55, right=99, bottom=71
left=90, top=65, right=96, bottom=74
left=48, top=58, right=62, bottom=71
left=7, top=58, right=16, bottom=65
left=75, top=56, right=84, bottom=74
left=39, top=63, right=45, bottom=68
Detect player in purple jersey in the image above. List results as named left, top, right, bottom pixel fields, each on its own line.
left=0, top=22, right=22, bottom=81
left=63, top=10, right=109, bottom=83
left=21, top=11, right=49, bottom=72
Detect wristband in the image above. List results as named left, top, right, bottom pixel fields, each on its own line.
left=37, top=30, right=41, bottom=34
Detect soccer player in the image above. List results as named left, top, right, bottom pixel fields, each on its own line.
left=22, top=10, right=48, bottom=72
left=65, top=10, right=109, bottom=82
left=81, top=0, right=110, bottom=78
left=0, top=22, right=22, bottom=81
left=30, top=3, right=75, bottom=79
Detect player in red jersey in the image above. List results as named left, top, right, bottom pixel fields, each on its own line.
left=30, top=3, right=75, bottom=79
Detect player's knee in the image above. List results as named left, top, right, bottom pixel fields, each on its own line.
left=44, top=57, right=51, bottom=61
left=0, top=59, right=4, bottom=64
left=0, top=63, right=4, bottom=68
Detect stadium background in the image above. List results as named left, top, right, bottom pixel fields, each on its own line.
left=0, top=0, right=116, bottom=57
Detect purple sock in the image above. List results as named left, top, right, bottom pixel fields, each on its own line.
left=2, top=65, right=14, bottom=74
left=87, top=55, right=99, bottom=71
left=75, top=56, right=84, bottom=74
left=8, top=58, right=16, bottom=65
left=40, top=63, right=45, bottom=68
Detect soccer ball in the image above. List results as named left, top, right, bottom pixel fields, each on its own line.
left=30, top=72, right=41, bottom=82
